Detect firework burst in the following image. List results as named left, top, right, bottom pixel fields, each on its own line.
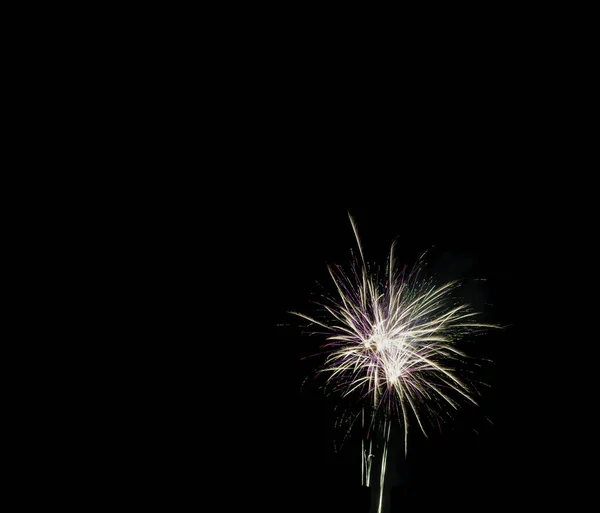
left=292, top=213, right=500, bottom=512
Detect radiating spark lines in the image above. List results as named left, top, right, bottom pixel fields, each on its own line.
left=292, top=213, right=500, bottom=513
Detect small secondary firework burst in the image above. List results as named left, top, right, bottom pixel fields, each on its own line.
left=292, top=213, right=500, bottom=513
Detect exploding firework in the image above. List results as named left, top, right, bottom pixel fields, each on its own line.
left=292, top=213, right=500, bottom=513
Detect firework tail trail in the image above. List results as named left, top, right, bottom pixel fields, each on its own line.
left=292, top=212, right=500, bottom=512
left=377, top=420, right=392, bottom=513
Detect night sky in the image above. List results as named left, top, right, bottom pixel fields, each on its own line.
left=267, top=205, right=540, bottom=512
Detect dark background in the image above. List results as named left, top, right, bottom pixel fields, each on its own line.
left=92, top=15, right=590, bottom=510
